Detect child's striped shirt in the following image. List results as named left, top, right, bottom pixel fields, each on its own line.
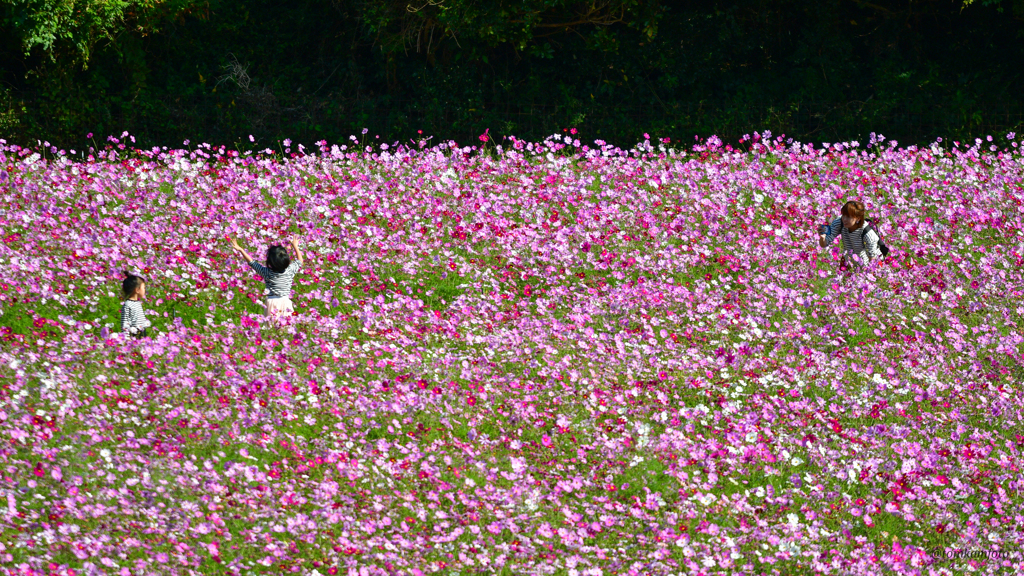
left=824, top=217, right=883, bottom=263
left=248, top=261, right=301, bottom=299
left=120, top=300, right=151, bottom=335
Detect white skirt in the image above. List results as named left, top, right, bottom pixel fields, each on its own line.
left=265, top=297, right=294, bottom=317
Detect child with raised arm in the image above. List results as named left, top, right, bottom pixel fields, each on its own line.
left=818, top=200, right=884, bottom=270
left=228, top=237, right=304, bottom=318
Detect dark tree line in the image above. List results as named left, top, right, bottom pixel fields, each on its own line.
left=1, top=0, right=1023, bottom=148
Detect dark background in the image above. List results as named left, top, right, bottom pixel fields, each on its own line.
left=1, top=0, right=1023, bottom=149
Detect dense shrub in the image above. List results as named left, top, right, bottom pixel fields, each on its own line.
left=1, top=0, right=1023, bottom=148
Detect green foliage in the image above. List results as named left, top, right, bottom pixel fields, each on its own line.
left=962, top=0, right=1024, bottom=17
left=0, top=0, right=1022, bottom=147
left=0, top=0, right=200, bottom=65
left=0, top=87, right=20, bottom=132
left=357, top=0, right=661, bottom=56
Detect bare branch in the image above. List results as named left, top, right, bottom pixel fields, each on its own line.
left=514, top=1, right=629, bottom=29
left=847, top=0, right=895, bottom=17
left=216, top=53, right=251, bottom=91
left=406, top=0, right=447, bottom=13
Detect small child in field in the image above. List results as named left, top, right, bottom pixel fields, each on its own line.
left=819, top=200, right=884, bottom=270
left=120, top=271, right=152, bottom=338
left=229, top=237, right=304, bottom=317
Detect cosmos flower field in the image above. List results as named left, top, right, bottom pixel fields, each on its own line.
left=1, top=131, right=1023, bottom=576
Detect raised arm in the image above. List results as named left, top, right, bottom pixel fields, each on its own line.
left=228, top=237, right=256, bottom=264
left=818, top=217, right=842, bottom=248
left=289, top=237, right=304, bottom=266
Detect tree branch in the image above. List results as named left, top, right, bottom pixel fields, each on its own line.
left=847, top=0, right=895, bottom=17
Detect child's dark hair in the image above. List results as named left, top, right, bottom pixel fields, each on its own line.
left=266, top=245, right=291, bottom=273
left=121, top=270, right=145, bottom=300
left=841, top=201, right=866, bottom=231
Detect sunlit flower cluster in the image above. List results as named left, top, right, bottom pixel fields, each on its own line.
left=0, top=131, right=1022, bottom=575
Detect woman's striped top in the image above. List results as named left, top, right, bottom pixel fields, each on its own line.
left=824, top=217, right=883, bottom=263
left=120, top=299, right=151, bottom=335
